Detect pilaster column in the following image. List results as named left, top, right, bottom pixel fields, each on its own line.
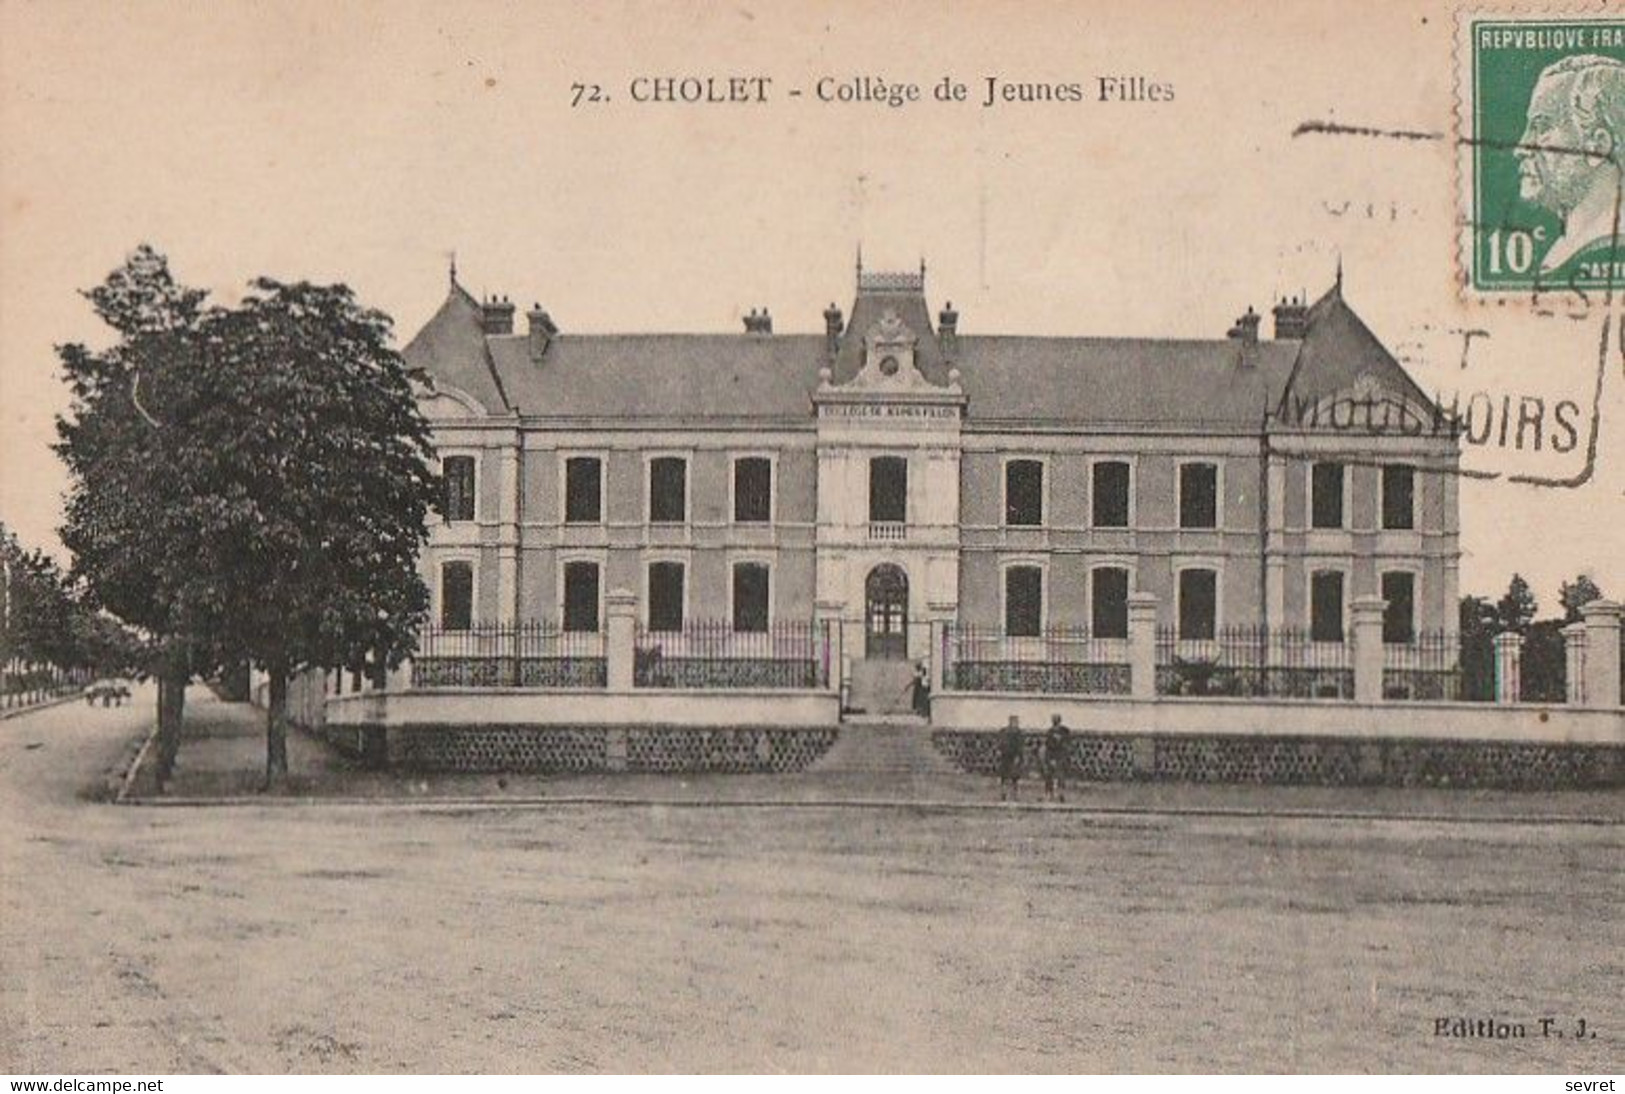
left=1127, top=592, right=1159, bottom=700
left=1580, top=600, right=1622, bottom=708
left=1493, top=631, right=1524, bottom=705
left=606, top=588, right=638, bottom=691
left=1350, top=596, right=1386, bottom=704
left=816, top=597, right=845, bottom=695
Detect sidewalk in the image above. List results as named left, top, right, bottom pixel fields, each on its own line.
left=129, top=691, right=1625, bottom=822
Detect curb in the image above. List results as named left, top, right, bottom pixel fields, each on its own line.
left=113, top=791, right=1625, bottom=826
left=0, top=692, right=85, bottom=721
left=113, top=722, right=161, bottom=803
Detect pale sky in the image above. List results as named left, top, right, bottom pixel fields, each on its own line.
left=2, top=0, right=1620, bottom=610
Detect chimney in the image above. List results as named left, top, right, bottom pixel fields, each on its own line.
left=742, top=307, right=772, bottom=335
left=1227, top=305, right=1260, bottom=344
left=938, top=301, right=959, bottom=356
left=823, top=302, right=844, bottom=357
left=481, top=294, right=515, bottom=335
left=1273, top=294, right=1309, bottom=340
left=526, top=303, right=556, bottom=361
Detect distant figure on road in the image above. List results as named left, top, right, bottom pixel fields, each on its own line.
left=997, top=715, right=1025, bottom=801
left=908, top=661, right=932, bottom=719
left=1041, top=714, right=1073, bottom=802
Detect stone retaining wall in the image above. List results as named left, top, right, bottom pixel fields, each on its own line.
left=362, top=724, right=840, bottom=774
left=931, top=730, right=1625, bottom=789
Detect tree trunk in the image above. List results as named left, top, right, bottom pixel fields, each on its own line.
left=264, top=664, right=289, bottom=790
left=154, top=644, right=187, bottom=792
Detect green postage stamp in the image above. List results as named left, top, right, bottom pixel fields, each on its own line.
left=1457, top=13, right=1625, bottom=293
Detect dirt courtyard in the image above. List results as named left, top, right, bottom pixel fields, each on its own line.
left=2, top=694, right=1620, bottom=1072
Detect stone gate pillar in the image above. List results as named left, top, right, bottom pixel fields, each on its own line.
left=606, top=588, right=638, bottom=691
left=1350, top=596, right=1386, bottom=704
left=1562, top=622, right=1588, bottom=706
left=1127, top=593, right=1159, bottom=700
left=1580, top=600, right=1621, bottom=709
left=1493, top=631, right=1524, bottom=705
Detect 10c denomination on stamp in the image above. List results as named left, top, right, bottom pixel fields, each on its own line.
left=1456, top=13, right=1625, bottom=294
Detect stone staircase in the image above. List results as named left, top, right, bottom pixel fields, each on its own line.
left=813, top=716, right=960, bottom=776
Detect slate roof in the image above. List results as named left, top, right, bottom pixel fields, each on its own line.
left=401, top=274, right=1427, bottom=433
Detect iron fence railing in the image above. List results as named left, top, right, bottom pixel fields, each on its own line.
left=411, top=621, right=608, bottom=689
left=1156, top=625, right=1354, bottom=699
left=943, top=623, right=1132, bottom=695
left=1382, top=629, right=1465, bottom=701
left=635, top=619, right=831, bottom=690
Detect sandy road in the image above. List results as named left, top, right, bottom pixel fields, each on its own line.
left=1, top=692, right=1620, bottom=1072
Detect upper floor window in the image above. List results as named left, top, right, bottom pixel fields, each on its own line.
left=1311, top=462, right=1345, bottom=529
left=1091, top=566, right=1130, bottom=639
left=1178, top=568, right=1217, bottom=640
left=1178, top=462, right=1218, bottom=529
left=1005, top=459, right=1044, bottom=526
left=869, top=456, right=907, bottom=523
left=1382, top=464, right=1415, bottom=530
left=443, top=456, right=476, bottom=523
left=648, top=457, right=688, bottom=524
left=439, top=561, right=473, bottom=630
left=562, top=560, right=601, bottom=633
left=1310, top=570, right=1345, bottom=643
left=1005, top=565, right=1044, bottom=637
left=733, top=457, right=773, bottom=524
left=564, top=457, right=603, bottom=524
left=1092, top=461, right=1131, bottom=528
left=1381, top=571, right=1416, bottom=644
left=732, top=562, right=770, bottom=633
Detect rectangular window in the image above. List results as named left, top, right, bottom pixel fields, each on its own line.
left=1179, top=463, right=1218, bottom=529
left=869, top=456, right=907, bottom=523
left=1310, top=570, right=1345, bottom=643
left=439, top=561, right=473, bottom=630
left=1092, top=461, right=1131, bottom=528
left=564, top=457, right=602, bottom=524
left=1382, top=464, right=1415, bottom=530
left=443, top=456, right=476, bottom=523
left=562, top=560, right=600, bottom=633
left=1382, top=571, right=1416, bottom=644
left=1005, top=566, right=1043, bottom=637
left=733, top=457, right=772, bottom=524
left=648, top=457, right=687, bottom=524
left=1091, top=567, right=1130, bottom=639
left=1178, top=568, right=1217, bottom=641
left=732, top=562, right=770, bottom=633
left=1005, top=459, right=1044, bottom=526
left=1311, top=462, right=1345, bottom=529
left=647, top=561, right=685, bottom=633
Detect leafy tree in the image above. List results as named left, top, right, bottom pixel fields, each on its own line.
left=1494, top=573, right=1538, bottom=635
left=1558, top=574, right=1604, bottom=624
left=58, top=248, right=438, bottom=788
left=56, top=246, right=210, bottom=785
left=1457, top=594, right=1498, bottom=701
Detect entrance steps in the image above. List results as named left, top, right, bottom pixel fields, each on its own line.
left=845, top=659, right=918, bottom=716
left=813, top=720, right=958, bottom=776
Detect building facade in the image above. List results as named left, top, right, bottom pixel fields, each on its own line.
left=404, top=261, right=1461, bottom=680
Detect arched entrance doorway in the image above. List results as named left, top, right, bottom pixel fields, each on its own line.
left=865, top=564, right=909, bottom=660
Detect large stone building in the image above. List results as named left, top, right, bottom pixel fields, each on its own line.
left=403, top=260, right=1460, bottom=684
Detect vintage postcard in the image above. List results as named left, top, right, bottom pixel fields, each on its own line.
left=0, top=0, right=1621, bottom=1079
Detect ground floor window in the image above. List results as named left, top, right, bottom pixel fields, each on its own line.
left=1005, top=565, right=1043, bottom=637
left=1092, top=567, right=1130, bottom=638
left=1310, top=570, right=1345, bottom=642
left=1178, top=568, right=1217, bottom=640
left=1382, top=571, right=1416, bottom=644
left=562, top=560, right=601, bottom=632
left=440, top=561, right=473, bottom=631
left=732, top=562, right=770, bottom=633
left=647, top=561, right=686, bottom=633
